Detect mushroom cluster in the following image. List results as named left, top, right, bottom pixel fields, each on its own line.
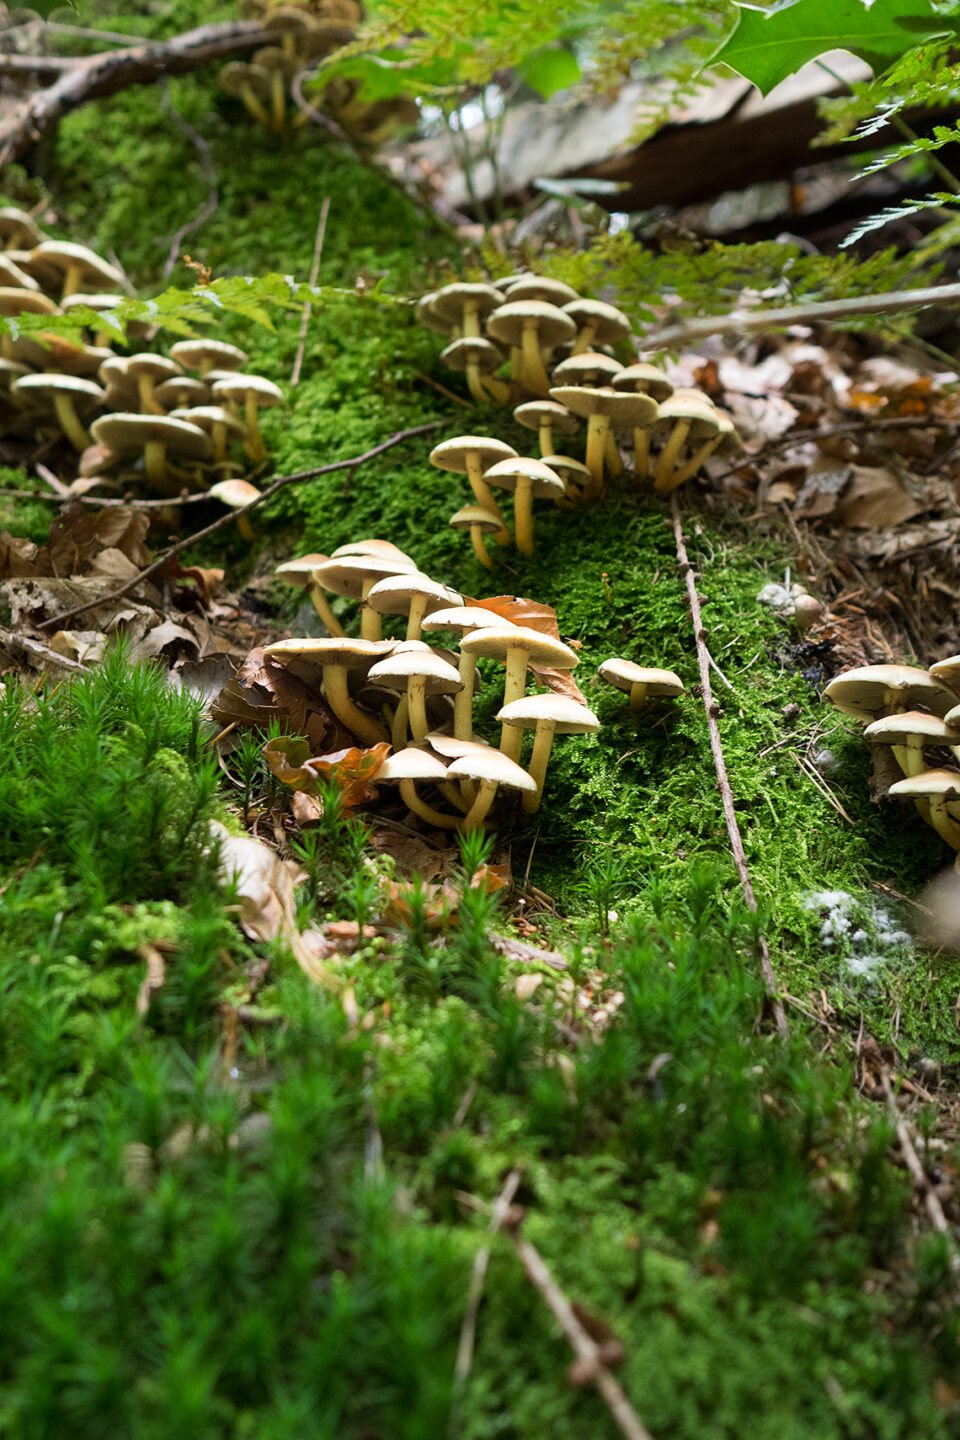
left=270, top=537, right=600, bottom=827
left=825, top=661, right=960, bottom=867
left=226, top=0, right=418, bottom=142
left=0, top=225, right=281, bottom=513
left=418, top=275, right=741, bottom=556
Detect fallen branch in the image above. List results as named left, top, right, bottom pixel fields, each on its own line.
left=505, top=1214, right=655, bottom=1440
left=291, top=197, right=331, bottom=387
left=450, top=1167, right=524, bottom=1423
left=36, top=421, right=439, bottom=631
left=645, top=282, right=960, bottom=350
left=880, top=1069, right=960, bottom=1279
left=670, top=494, right=788, bottom=1034
left=0, top=20, right=272, bottom=168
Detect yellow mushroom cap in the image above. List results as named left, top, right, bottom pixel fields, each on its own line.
left=208, top=479, right=261, bottom=509
left=513, top=399, right=579, bottom=435
left=824, top=664, right=953, bottom=720
left=429, top=435, right=518, bottom=473
left=930, top=655, right=960, bottom=696
left=440, top=336, right=504, bottom=374
left=432, top=282, right=504, bottom=326
left=449, top=505, right=504, bottom=535
left=32, top=241, right=124, bottom=292
left=561, top=298, right=631, bottom=345
left=312, top=554, right=416, bottom=599
left=459, top=624, right=578, bottom=671
left=497, top=694, right=600, bottom=735
left=552, top=352, right=624, bottom=385
left=422, top=605, right=512, bottom=635
left=599, top=659, right=684, bottom=698
left=170, top=339, right=249, bottom=372
left=483, top=456, right=565, bottom=499
left=368, top=649, right=463, bottom=694
left=377, top=748, right=449, bottom=783
left=504, top=276, right=579, bottom=305
left=90, top=411, right=212, bottom=460
left=365, top=572, right=462, bottom=617
left=889, top=768, right=960, bottom=799
left=446, top=750, right=537, bottom=793
left=864, top=711, right=960, bottom=744
left=275, top=554, right=331, bottom=587
left=549, top=385, right=658, bottom=429
left=486, top=300, right=577, bottom=349
left=612, top=363, right=674, bottom=401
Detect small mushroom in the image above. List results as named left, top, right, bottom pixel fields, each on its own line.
left=252, top=44, right=301, bottom=129
left=543, top=454, right=591, bottom=510
left=415, top=291, right=451, bottom=338
left=220, top=61, right=275, bottom=129
left=497, top=694, right=600, bottom=813
left=331, top=538, right=417, bottom=566
left=889, top=769, right=960, bottom=849
left=599, top=659, right=684, bottom=712
left=864, top=711, right=960, bottom=779
left=449, top=504, right=502, bottom=570
left=90, top=412, right=212, bottom=490
left=32, top=241, right=124, bottom=299
left=824, top=665, right=954, bottom=720
left=211, top=374, right=283, bottom=461
left=366, top=571, right=462, bottom=641
left=549, top=386, right=657, bottom=501
left=652, top=397, right=720, bottom=492
left=170, top=339, right=249, bottom=377
left=124, top=353, right=184, bottom=416
left=611, top=363, right=674, bottom=479
left=459, top=625, right=579, bottom=758
left=168, top=405, right=244, bottom=463
left=486, top=300, right=576, bottom=396
left=0, top=288, right=58, bottom=362
left=513, top=399, right=579, bottom=458
left=661, top=408, right=742, bottom=491
left=0, top=207, right=46, bottom=251
left=440, top=336, right=509, bottom=405
left=482, top=456, right=564, bottom=556
left=429, top=435, right=517, bottom=545
left=432, top=282, right=504, bottom=340
left=368, top=647, right=463, bottom=745
left=61, top=292, right=151, bottom=348
left=11, top=372, right=103, bottom=450
left=422, top=604, right=512, bottom=741
left=275, top=553, right=344, bottom=636
left=263, top=636, right=394, bottom=746
left=376, top=747, right=459, bottom=830
left=446, top=750, right=537, bottom=831
left=551, top=352, right=624, bottom=387
left=311, top=554, right=416, bottom=640
left=562, top=298, right=631, bottom=356
left=208, top=479, right=261, bottom=541
left=505, top=276, right=580, bottom=306
left=930, top=656, right=960, bottom=697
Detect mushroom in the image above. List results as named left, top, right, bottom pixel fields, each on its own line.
left=459, top=625, right=579, bottom=759
left=11, top=373, right=103, bottom=450
left=513, top=399, right=579, bottom=458
left=415, top=291, right=451, bottom=338
left=429, top=435, right=517, bottom=545
left=543, top=455, right=592, bottom=510
left=562, top=298, right=631, bottom=356
left=549, top=386, right=657, bottom=501
left=208, top=479, right=261, bottom=540
left=368, top=647, right=463, bottom=744
left=365, top=571, right=462, bottom=641
left=889, top=769, right=960, bottom=849
left=422, top=604, right=511, bottom=741
left=211, top=374, right=283, bottom=461
left=824, top=665, right=954, bottom=720
left=930, top=656, right=960, bottom=697
left=652, top=397, right=720, bottom=492
left=0, top=255, right=39, bottom=291
left=61, top=292, right=151, bottom=348
left=0, top=289, right=58, bottom=362
left=90, top=412, right=212, bottom=490
left=497, top=694, right=600, bottom=813
left=598, top=659, right=684, bottom=712
left=665, top=408, right=741, bottom=490
left=275, top=553, right=344, bottom=636
left=311, top=554, right=416, bottom=640
left=168, top=405, right=244, bottom=463
left=432, top=282, right=504, bottom=340
left=864, top=711, right=960, bottom=778
left=611, top=363, right=674, bottom=479
left=446, top=750, right=537, bottom=831
left=124, top=353, right=184, bottom=416
left=449, top=504, right=503, bottom=570
left=170, top=339, right=249, bottom=378
left=440, top=336, right=509, bottom=405
left=31, top=241, right=124, bottom=299
left=331, top=538, right=417, bottom=566
left=551, top=353, right=624, bottom=387
left=375, top=747, right=460, bottom=830
left=486, top=300, right=576, bottom=396
left=263, top=636, right=394, bottom=746
left=220, top=61, right=274, bottom=129
left=482, top=456, right=564, bottom=555
left=504, top=277, right=580, bottom=306
left=0, top=207, right=46, bottom=251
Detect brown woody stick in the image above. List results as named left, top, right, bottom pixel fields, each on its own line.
left=880, top=1069, right=960, bottom=1279
left=671, top=493, right=788, bottom=1033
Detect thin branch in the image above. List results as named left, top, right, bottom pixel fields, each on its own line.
left=645, top=282, right=960, bottom=350
left=36, top=421, right=439, bottom=631
left=450, top=1167, right=523, bottom=1420
left=158, top=79, right=219, bottom=281
left=505, top=1215, right=655, bottom=1440
left=670, top=493, right=788, bottom=1034
left=880, top=1068, right=960, bottom=1278
left=291, top=196, right=330, bottom=387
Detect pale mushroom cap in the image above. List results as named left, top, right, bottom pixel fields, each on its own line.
left=486, top=300, right=577, bottom=348
left=504, top=277, right=580, bottom=306
left=947, top=702, right=960, bottom=728
left=562, top=298, right=631, bottom=344
left=552, top=352, right=624, bottom=385
left=170, top=339, right=249, bottom=371
left=599, top=659, right=684, bottom=697
left=889, top=768, right=960, bottom=799
left=0, top=207, right=44, bottom=246
left=612, top=363, right=674, bottom=401
left=426, top=731, right=494, bottom=759
left=368, top=649, right=463, bottom=693
left=654, top=396, right=720, bottom=438
left=0, top=287, right=58, bottom=317
left=90, top=411, right=212, bottom=459
left=264, top=637, right=394, bottom=669
left=415, top=292, right=449, bottom=336
left=12, top=372, right=103, bottom=404
left=440, top=336, right=504, bottom=374
left=377, top=747, right=449, bottom=783
left=824, top=664, right=953, bottom=720
left=331, top=539, right=416, bottom=565
left=450, top=505, right=504, bottom=534
left=460, top=624, right=579, bottom=671
left=447, top=750, right=537, bottom=793
left=0, top=256, right=39, bottom=291
left=497, top=695, right=601, bottom=734
left=275, top=554, right=330, bottom=586
left=429, top=435, right=518, bottom=474
left=432, top=282, right=504, bottom=324
left=168, top=405, right=245, bottom=433
left=930, top=656, right=960, bottom=694
left=208, top=481, right=260, bottom=509
left=422, top=605, right=511, bottom=635
left=221, top=62, right=273, bottom=99
left=33, top=241, right=124, bottom=291
left=483, top=456, right=565, bottom=498
left=541, top=454, right=591, bottom=487
left=549, top=385, right=658, bottom=428
left=513, top=399, right=579, bottom=435
left=312, top=554, right=416, bottom=599
left=865, top=711, right=960, bottom=744
left=212, top=374, right=283, bottom=406
left=125, top=353, right=183, bottom=383
left=61, top=292, right=126, bottom=316
left=366, top=572, right=462, bottom=615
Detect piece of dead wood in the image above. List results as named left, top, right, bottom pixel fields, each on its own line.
left=0, top=21, right=272, bottom=168
left=880, top=1068, right=960, bottom=1283
left=488, top=931, right=567, bottom=972
left=450, top=1166, right=524, bottom=1423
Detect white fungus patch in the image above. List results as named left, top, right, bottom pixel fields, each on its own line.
left=802, top=889, right=913, bottom=979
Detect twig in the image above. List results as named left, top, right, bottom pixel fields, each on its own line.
left=645, top=282, right=960, bottom=349
left=790, top=750, right=856, bottom=826
left=0, top=628, right=87, bottom=672
left=34, top=463, right=70, bottom=498
left=159, top=79, right=219, bottom=281
left=505, top=1216, right=655, bottom=1440
left=36, top=421, right=439, bottom=631
left=450, top=1167, right=523, bottom=1420
left=880, top=1069, right=960, bottom=1279
left=291, top=197, right=330, bottom=387
left=0, top=487, right=213, bottom=508
left=670, top=493, right=788, bottom=1034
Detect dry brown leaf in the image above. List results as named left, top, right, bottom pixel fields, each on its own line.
left=466, top=595, right=587, bottom=703
left=835, top=465, right=924, bottom=530
left=47, top=629, right=106, bottom=665
left=265, top=737, right=390, bottom=807
left=368, top=826, right=456, bottom=879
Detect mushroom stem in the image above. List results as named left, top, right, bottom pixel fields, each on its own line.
left=628, top=681, right=649, bottom=712
left=211, top=421, right=229, bottom=464
left=604, top=431, right=623, bottom=476
left=243, top=392, right=267, bottom=463
left=668, top=433, right=722, bottom=489
left=503, top=649, right=529, bottom=708
left=240, top=82, right=272, bottom=128
left=323, top=664, right=389, bottom=746
left=269, top=69, right=286, bottom=130
left=462, top=301, right=482, bottom=340
left=236, top=511, right=256, bottom=542
left=892, top=739, right=923, bottom=777
left=143, top=441, right=168, bottom=487
left=522, top=720, right=557, bottom=814
left=508, top=343, right=524, bottom=391
left=406, top=594, right=429, bottom=641
left=462, top=778, right=498, bottom=831
left=392, top=695, right=409, bottom=751
left=481, top=374, right=510, bottom=404
left=137, top=373, right=162, bottom=416
left=307, top=581, right=344, bottom=637
left=465, top=453, right=510, bottom=544
left=571, top=321, right=597, bottom=356
left=928, top=795, right=960, bottom=850
left=469, top=523, right=494, bottom=570
left=359, top=580, right=382, bottom=641
left=584, top=415, right=610, bottom=501
left=398, top=778, right=460, bottom=829
left=441, top=780, right=471, bottom=813
left=464, top=356, right=489, bottom=404
left=407, top=676, right=429, bottom=743
left=52, top=393, right=90, bottom=450
left=521, top=320, right=550, bottom=395
left=513, top=478, right=535, bottom=557
left=538, top=419, right=554, bottom=456
left=454, top=654, right=477, bottom=741
left=62, top=262, right=84, bottom=298
left=653, top=418, right=692, bottom=491
left=633, top=426, right=650, bottom=482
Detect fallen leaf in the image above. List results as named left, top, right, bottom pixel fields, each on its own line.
left=835, top=465, right=924, bottom=530
left=265, top=738, right=391, bottom=807
left=466, top=595, right=587, bottom=702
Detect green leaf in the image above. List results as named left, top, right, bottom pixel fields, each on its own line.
left=710, top=0, right=958, bottom=96
left=517, top=46, right=582, bottom=98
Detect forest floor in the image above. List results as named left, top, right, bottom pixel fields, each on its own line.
left=0, top=3, right=959, bottom=1436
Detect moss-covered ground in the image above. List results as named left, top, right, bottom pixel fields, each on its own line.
left=1, top=3, right=959, bottom=1432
